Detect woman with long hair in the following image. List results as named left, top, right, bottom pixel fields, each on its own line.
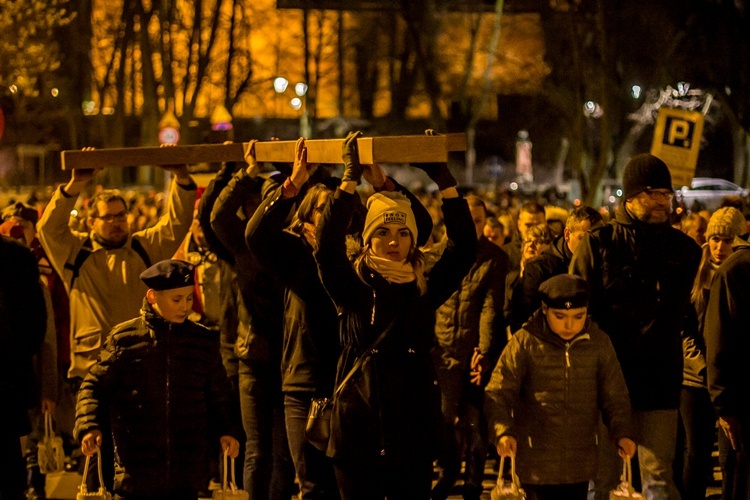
left=245, top=137, right=433, bottom=499
left=680, top=207, right=745, bottom=500
left=313, top=132, right=477, bottom=499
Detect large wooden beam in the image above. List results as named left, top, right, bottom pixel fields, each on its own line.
left=60, top=133, right=466, bottom=169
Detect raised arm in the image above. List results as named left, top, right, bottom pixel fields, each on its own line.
left=135, top=165, right=197, bottom=263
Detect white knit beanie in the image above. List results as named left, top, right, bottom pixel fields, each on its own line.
left=362, top=192, right=418, bottom=245
left=706, top=207, right=746, bottom=239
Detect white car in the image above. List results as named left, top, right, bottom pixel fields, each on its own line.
left=677, top=177, right=749, bottom=211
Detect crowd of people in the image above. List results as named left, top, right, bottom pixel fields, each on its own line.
left=1, top=135, right=749, bottom=500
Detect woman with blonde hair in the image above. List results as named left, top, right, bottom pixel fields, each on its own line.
left=680, top=206, right=745, bottom=499
left=313, top=133, right=477, bottom=499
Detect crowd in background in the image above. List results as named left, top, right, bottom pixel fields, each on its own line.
left=2, top=144, right=750, bottom=500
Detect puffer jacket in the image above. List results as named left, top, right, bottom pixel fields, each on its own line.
left=74, top=302, right=242, bottom=498
left=484, top=311, right=633, bottom=485
left=569, top=205, right=701, bottom=410
left=314, top=190, right=477, bottom=463
left=432, top=236, right=509, bottom=413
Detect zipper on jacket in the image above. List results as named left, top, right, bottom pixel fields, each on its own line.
left=370, top=288, right=376, bottom=325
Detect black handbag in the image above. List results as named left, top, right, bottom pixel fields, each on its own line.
left=305, top=315, right=400, bottom=452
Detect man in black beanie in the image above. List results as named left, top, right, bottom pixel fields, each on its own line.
left=570, top=153, right=701, bottom=499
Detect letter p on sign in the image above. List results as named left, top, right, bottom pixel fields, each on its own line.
left=650, top=107, right=705, bottom=188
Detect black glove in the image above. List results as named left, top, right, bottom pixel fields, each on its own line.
left=341, top=131, right=364, bottom=184
left=413, top=162, right=457, bottom=191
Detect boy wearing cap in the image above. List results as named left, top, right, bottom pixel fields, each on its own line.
left=74, top=259, right=242, bottom=499
left=485, top=274, right=636, bottom=500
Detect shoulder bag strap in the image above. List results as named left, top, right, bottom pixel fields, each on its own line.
left=333, top=307, right=405, bottom=398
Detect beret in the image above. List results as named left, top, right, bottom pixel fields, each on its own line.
left=539, top=274, right=590, bottom=310
left=140, top=259, right=195, bottom=291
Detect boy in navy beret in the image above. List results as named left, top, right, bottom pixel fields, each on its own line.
left=485, top=274, right=636, bottom=499
left=74, top=259, right=243, bottom=498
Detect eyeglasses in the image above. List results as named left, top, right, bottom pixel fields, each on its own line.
left=94, top=212, right=128, bottom=223
left=643, top=189, right=674, bottom=201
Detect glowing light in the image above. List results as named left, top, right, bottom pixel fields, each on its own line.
left=677, top=81, right=690, bottom=96
left=9, top=85, right=18, bottom=94
left=573, top=199, right=581, bottom=206
left=631, top=85, right=641, bottom=99
left=609, top=196, right=616, bottom=204
left=290, top=98, right=302, bottom=110
left=273, top=77, right=289, bottom=93
left=82, top=101, right=96, bottom=115
left=51, top=88, right=59, bottom=97
left=509, top=182, right=519, bottom=191
left=70, top=209, right=78, bottom=217
left=616, top=189, right=623, bottom=197
left=102, top=107, right=114, bottom=115
left=583, top=100, right=603, bottom=118
left=295, top=83, right=308, bottom=96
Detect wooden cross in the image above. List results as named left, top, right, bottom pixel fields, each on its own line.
left=60, top=133, right=467, bottom=170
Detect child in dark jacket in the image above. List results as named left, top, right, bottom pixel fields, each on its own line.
left=485, top=274, right=636, bottom=500
left=74, top=259, right=242, bottom=499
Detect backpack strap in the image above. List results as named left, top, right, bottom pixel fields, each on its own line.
left=64, top=237, right=152, bottom=289
left=130, top=238, right=152, bottom=269
left=64, top=237, right=93, bottom=289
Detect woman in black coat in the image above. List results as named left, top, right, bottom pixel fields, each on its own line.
left=313, top=133, right=477, bottom=499
left=244, top=138, right=433, bottom=499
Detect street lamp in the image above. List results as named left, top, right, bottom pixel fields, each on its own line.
left=273, top=76, right=310, bottom=138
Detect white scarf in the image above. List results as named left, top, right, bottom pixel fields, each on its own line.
left=364, top=251, right=415, bottom=284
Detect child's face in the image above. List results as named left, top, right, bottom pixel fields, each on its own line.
left=147, top=286, right=194, bottom=323
left=543, top=305, right=588, bottom=340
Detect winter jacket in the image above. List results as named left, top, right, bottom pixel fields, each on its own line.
left=569, top=205, right=701, bottom=410
left=0, top=235, right=47, bottom=435
left=484, top=311, right=633, bottom=485
left=432, top=235, right=509, bottom=417
left=704, top=239, right=750, bottom=420
left=74, top=301, right=242, bottom=498
left=210, top=168, right=284, bottom=365
left=37, top=181, right=196, bottom=379
left=510, top=234, right=571, bottom=333
left=314, top=190, right=477, bottom=463
left=244, top=185, right=340, bottom=395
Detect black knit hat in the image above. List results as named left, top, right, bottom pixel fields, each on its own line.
left=140, top=259, right=195, bottom=291
left=539, top=274, right=589, bottom=310
left=622, top=154, right=673, bottom=200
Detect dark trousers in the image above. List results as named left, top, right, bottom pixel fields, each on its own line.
left=719, top=415, right=750, bottom=500
left=333, top=456, right=433, bottom=500
left=283, top=393, right=340, bottom=500
left=522, top=481, right=588, bottom=500
left=678, top=386, right=716, bottom=500
left=432, top=380, right=488, bottom=500
left=238, top=360, right=295, bottom=500
left=0, top=429, right=26, bottom=500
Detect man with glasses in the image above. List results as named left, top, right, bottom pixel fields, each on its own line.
left=39, top=165, right=196, bottom=383
left=570, top=153, right=701, bottom=499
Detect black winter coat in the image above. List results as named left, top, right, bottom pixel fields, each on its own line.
left=314, top=191, right=477, bottom=464
left=569, top=206, right=701, bottom=410
left=0, top=235, right=47, bottom=435
left=74, top=302, right=243, bottom=498
left=210, top=169, right=284, bottom=364
left=705, top=241, right=750, bottom=420
left=245, top=185, right=340, bottom=395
